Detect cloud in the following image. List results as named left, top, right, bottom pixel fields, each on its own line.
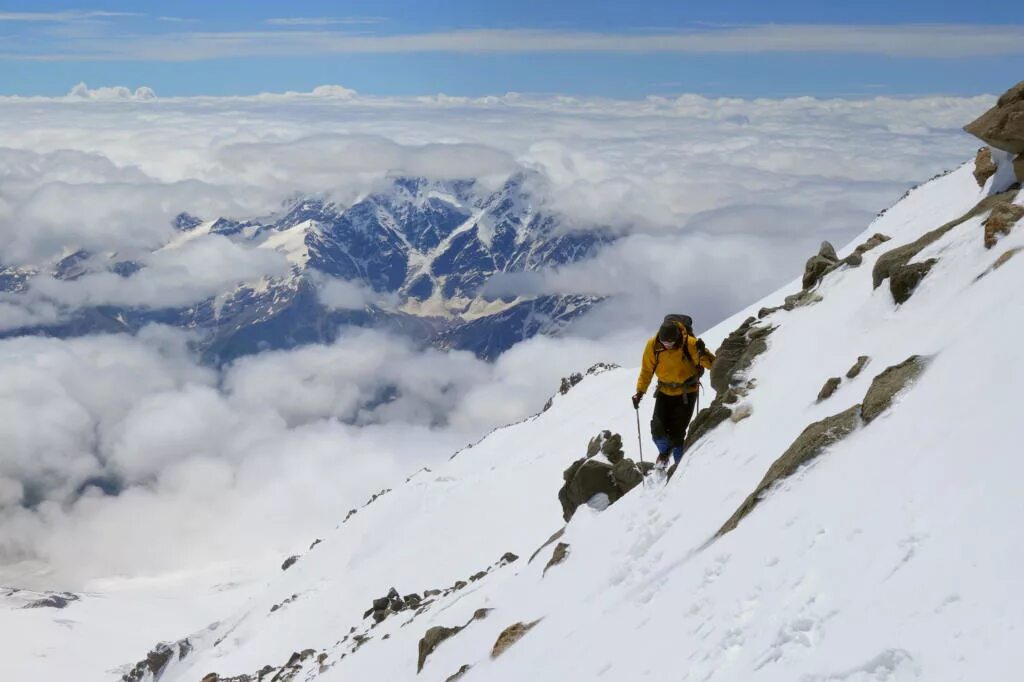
left=66, top=82, right=156, bottom=100
left=0, top=86, right=996, bottom=588
left=265, top=17, right=387, bottom=27
left=0, top=10, right=141, bottom=22
left=4, top=24, right=1024, bottom=61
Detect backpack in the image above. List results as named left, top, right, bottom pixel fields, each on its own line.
left=654, top=314, right=701, bottom=369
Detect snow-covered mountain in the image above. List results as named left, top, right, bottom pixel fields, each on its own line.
left=0, top=174, right=607, bottom=362
left=6, top=87, right=1024, bottom=682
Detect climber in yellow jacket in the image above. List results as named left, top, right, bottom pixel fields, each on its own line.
left=632, top=316, right=716, bottom=468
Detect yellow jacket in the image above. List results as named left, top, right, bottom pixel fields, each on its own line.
left=636, top=334, right=715, bottom=396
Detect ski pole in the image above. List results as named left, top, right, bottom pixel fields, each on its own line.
left=634, top=405, right=645, bottom=465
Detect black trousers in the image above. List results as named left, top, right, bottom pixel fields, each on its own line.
left=651, top=390, right=698, bottom=452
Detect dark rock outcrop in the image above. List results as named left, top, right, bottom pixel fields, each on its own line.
left=861, top=356, right=928, bottom=424
left=890, top=258, right=938, bottom=304
left=446, top=664, right=472, bottom=681
left=964, top=81, right=1024, bottom=154
left=22, top=592, right=79, bottom=609
left=543, top=542, right=570, bottom=576
left=491, top=620, right=540, bottom=659
left=816, top=377, right=841, bottom=402
left=803, top=241, right=841, bottom=289
left=122, top=639, right=193, bottom=682
left=558, top=431, right=652, bottom=521
left=983, top=201, right=1024, bottom=249
left=528, top=528, right=566, bottom=564
left=709, top=317, right=775, bottom=394
left=717, top=404, right=862, bottom=537
left=873, top=189, right=1019, bottom=291
left=845, top=355, right=870, bottom=379
left=973, top=147, right=998, bottom=187
left=418, top=626, right=461, bottom=672
left=281, top=555, right=299, bottom=571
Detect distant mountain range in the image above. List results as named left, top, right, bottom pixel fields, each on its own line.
left=0, top=174, right=610, bottom=362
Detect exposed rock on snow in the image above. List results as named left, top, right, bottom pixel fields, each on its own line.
left=122, top=639, right=193, bottom=682
left=964, top=80, right=1024, bottom=154
left=418, top=626, right=462, bottom=672
left=973, top=147, right=998, bottom=187
left=445, top=663, right=472, bottom=681
left=846, top=355, right=871, bottom=379
left=890, top=258, right=938, bottom=304
left=861, top=356, right=928, bottom=424
left=543, top=542, right=571, bottom=576
left=717, top=404, right=862, bottom=537
left=281, top=555, right=300, bottom=571
left=528, top=528, right=566, bottom=564
left=558, top=431, right=651, bottom=521
left=816, top=377, right=842, bottom=402
left=982, top=201, right=1024, bottom=249
left=21, top=592, right=80, bottom=609
left=873, top=189, right=1020, bottom=291
left=491, top=620, right=540, bottom=659
left=709, top=317, right=775, bottom=394
left=803, top=241, right=841, bottom=289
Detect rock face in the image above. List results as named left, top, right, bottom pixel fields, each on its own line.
left=558, top=431, right=652, bottom=521
left=973, top=147, right=998, bottom=187
left=710, top=317, right=776, bottom=394
left=122, top=639, right=193, bottom=682
left=446, top=664, right=472, bottom=681
left=717, top=404, right=862, bottom=537
left=803, top=241, right=841, bottom=289
left=873, top=189, right=1020, bottom=292
left=983, top=201, right=1024, bottom=249
left=817, top=377, right=842, bottom=402
left=491, top=621, right=540, bottom=659
left=861, top=356, right=928, bottom=424
left=964, top=80, right=1024, bottom=154
left=890, top=258, right=938, bottom=304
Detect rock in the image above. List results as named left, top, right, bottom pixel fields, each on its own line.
left=201, top=674, right=219, bottom=682
left=469, top=571, right=488, bottom=582
left=473, top=608, right=492, bottom=620
left=558, top=458, right=620, bottom=522
left=757, top=305, right=782, bottom=319
left=403, top=593, right=422, bottom=605
left=559, top=372, right=583, bottom=395
left=973, top=147, right=998, bottom=186
left=874, top=189, right=1019, bottom=289
left=817, top=377, right=842, bottom=402
left=423, top=589, right=441, bottom=597
left=281, top=555, right=299, bottom=571
left=499, top=551, right=519, bottom=565
left=844, top=251, right=863, bottom=267
left=861, top=356, right=928, bottom=424
left=418, top=625, right=462, bottom=672
left=684, top=403, right=732, bottom=448
left=308, top=538, right=323, bottom=550
left=890, top=259, right=937, bottom=304
left=491, top=621, right=540, bottom=659
left=964, top=80, right=1024, bottom=153
left=846, top=356, right=870, bottom=379
left=709, top=317, right=776, bottom=394
left=586, top=430, right=625, bottom=463
left=372, top=596, right=390, bottom=611
left=528, top=528, right=566, bottom=564
left=801, top=241, right=840, bottom=289
left=372, top=609, right=388, bottom=623
left=610, top=458, right=650, bottom=494
left=543, top=542, right=570, bottom=575
left=452, top=580, right=467, bottom=591
left=783, top=289, right=822, bottom=310
left=446, top=664, right=473, bottom=681
left=717, top=404, right=862, bottom=536
left=1016, top=154, right=1024, bottom=182
left=729, top=403, right=753, bottom=423
left=983, top=201, right=1024, bottom=249
left=994, top=247, right=1023, bottom=271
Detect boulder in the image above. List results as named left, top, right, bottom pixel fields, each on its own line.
left=802, top=241, right=840, bottom=289
left=890, top=258, right=938, bottom=304
left=845, top=356, right=870, bottom=379
left=816, top=377, right=841, bottom=402
left=983, top=201, right=1024, bottom=249
left=610, top=458, right=651, bottom=493
left=862, top=356, right=928, bottom=424
left=281, top=555, right=299, bottom=571
left=528, top=528, right=566, bottom=564
left=729, top=403, right=753, bottom=423
left=418, top=626, right=462, bottom=672
left=1016, top=155, right=1024, bottom=183
left=491, top=621, right=540, bottom=659
left=709, top=317, right=776, bottom=394
left=964, top=80, right=1024, bottom=154
left=499, top=551, right=519, bottom=565
left=717, top=404, right=862, bottom=536
left=559, top=431, right=648, bottom=521
left=973, top=147, right=998, bottom=187
left=586, top=430, right=625, bottom=463
left=558, top=458, right=620, bottom=522
left=543, top=542, right=571, bottom=575
left=685, top=403, right=732, bottom=449
left=783, top=289, right=822, bottom=311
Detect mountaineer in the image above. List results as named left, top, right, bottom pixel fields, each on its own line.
left=632, top=315, right=715, bottom=468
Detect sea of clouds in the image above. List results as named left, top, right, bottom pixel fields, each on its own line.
left=0, top=84, right=991, bottom=588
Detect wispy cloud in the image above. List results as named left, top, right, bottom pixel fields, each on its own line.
left=0, top=10, right=141, bottom=22
left=3, top=24, right=1024, bottom=61
left=265, top=16, right=387, bottom=27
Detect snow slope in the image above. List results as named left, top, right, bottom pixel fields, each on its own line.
left=138, top=157, right=1024, bottom=682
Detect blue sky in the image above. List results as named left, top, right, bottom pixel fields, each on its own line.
left=1, top=0, right=1023, bottom=97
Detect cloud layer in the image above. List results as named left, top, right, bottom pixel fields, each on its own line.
left=0, top=87, right=993, bottom=587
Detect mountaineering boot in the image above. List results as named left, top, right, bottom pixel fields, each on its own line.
left=655, top=452, right=671, bottom=469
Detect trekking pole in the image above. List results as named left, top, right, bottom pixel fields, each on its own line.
left=634, top=405, right=645, bottom=466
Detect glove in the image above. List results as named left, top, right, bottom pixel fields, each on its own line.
left=631, top=392, right=643, bottom=409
